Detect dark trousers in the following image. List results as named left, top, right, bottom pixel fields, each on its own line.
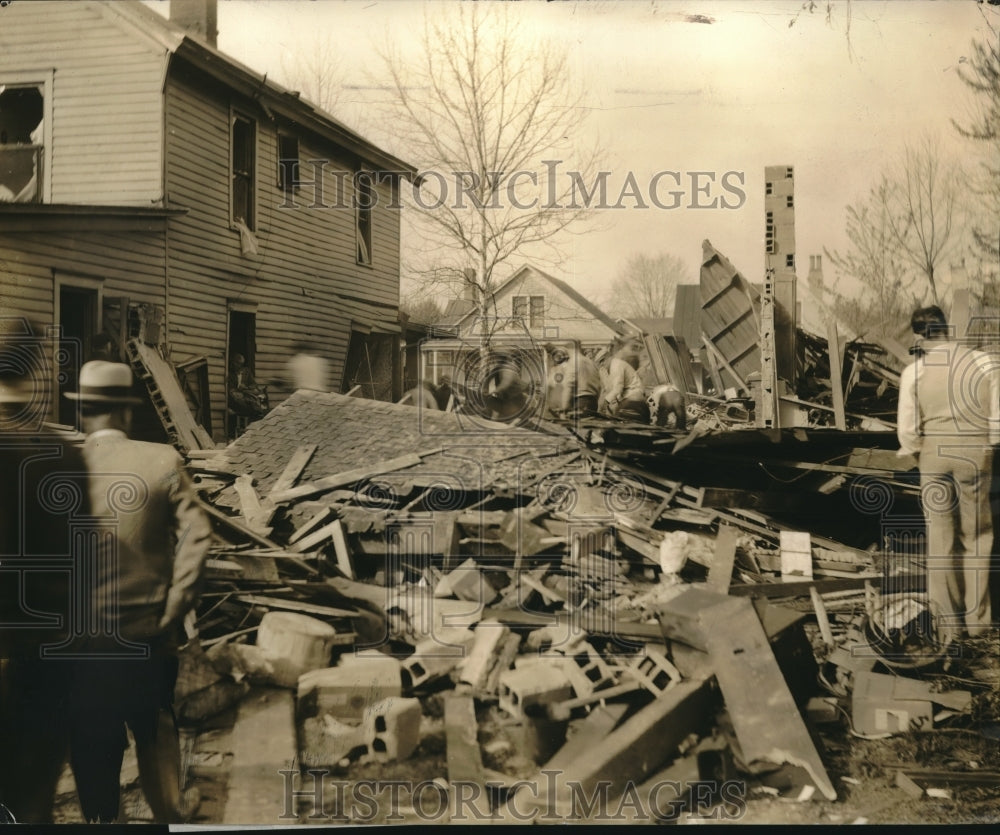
left=69, top=645, right=181, bottom=823
left=0, top=654, right=71, bottom=823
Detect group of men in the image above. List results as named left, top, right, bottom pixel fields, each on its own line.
left=544, top=339, right=687, bottom=429
left=0, top=320, right=210, bottom=824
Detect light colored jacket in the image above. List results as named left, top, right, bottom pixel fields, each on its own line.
left=81, top=429, right=212, bottom=641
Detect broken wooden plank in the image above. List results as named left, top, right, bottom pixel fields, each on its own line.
left=268, top=444, right=318, bottom=499
left=270, top=451, right=436, bottom=504
left=707, top=523, right=738, bottom=592
left=443, top=692, right=489, bottom=820
left=234, top=475, right=273, bottom=536
left=508, top=678, right=715, bottom=819
left=780, top=531, right=813, bottom=582
left=235, top=594, right=357, bottom=619
left=329, top=519, right=354, bottom=579
left=287, top=505, right=336, bottom=546
left=704, top=595, right=836, bottom=801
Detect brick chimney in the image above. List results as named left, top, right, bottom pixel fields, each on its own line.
left=170, top=0, right=218, bottom=47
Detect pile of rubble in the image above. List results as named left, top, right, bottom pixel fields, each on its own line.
left=169, top=390, right=998, bottom=824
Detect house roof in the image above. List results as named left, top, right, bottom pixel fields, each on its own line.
left=213, top=390, right=577, bottom=522
left=619, top=317, right=675, bottom=337
left=105, top=1, right=418, bottom=180
left=451, top=265, right=622, bottom=335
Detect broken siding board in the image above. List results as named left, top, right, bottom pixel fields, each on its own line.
left=703, top=596, right=836, bottom=801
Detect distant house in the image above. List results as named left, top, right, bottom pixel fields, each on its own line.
left=444, top=264, right=622, bottom=349
left=0, top=0, right=416, bottom=442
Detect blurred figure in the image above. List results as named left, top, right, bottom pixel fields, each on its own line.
left=601, top=339, right=649, bottom=423
left=0, top=317, right=88, bottom=823
left=286, top=341, right=330, bottom=392
left=648, top=383, right=687, bottom=430
left=481, top=347, right=530, bottom=422
left=227, top=353, right=268, bottom=420
left=544, top=341, right=601, bottom=418
left=88, top=332, right=117, bottom=363
left=63, top=361, right=211, bottom=823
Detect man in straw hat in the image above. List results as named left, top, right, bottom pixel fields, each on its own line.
left=63, top=360, right=211, bottom=823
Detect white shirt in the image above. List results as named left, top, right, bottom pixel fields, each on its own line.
left=896, top=340, right=1000, bottom=456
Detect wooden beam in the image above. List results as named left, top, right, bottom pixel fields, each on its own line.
left=508, top=678, right=715, bottom=818
left=705, top=596, right=836, bottom=801
left=707, top=523, right=738, bottom=592
left=270, top=451, right=435, bottom=504
left=826, top=319, right=847, bottom=430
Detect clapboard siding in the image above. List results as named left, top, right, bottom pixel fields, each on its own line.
left=0, top=229, right=167, bottom=415
left=1, top=2, right=168, bottom=206
left=163, top=67, right=403, bottom=439
left=2, top=2, right=405, bottom=443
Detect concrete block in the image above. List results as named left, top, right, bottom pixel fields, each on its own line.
left=362, top=697, right=423, bottom=763
left=458, top=620, right=510, bottom=690
left=400, top=630, right=476, bottom=691
left=558, top=641, right=616, bottom=697
left=498, top=662, right=574, bottom=720
left=256, top=611, right=338, bottom=689
left=297, top=654, right=402, bottom=720
left=436, top=557, right=499, bottom=604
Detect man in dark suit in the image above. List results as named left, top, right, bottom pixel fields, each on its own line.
left=64, top=360, right=212, bottom=823
left=0, top=318, right=89, bottom=823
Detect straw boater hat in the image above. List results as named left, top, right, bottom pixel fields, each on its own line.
left=64, top=361, right=143, bottom=404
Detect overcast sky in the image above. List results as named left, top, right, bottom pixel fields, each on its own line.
left=152, top=0, right=999, bottom=307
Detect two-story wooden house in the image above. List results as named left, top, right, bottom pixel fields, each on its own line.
left=0, top=0, right=416, bottom=442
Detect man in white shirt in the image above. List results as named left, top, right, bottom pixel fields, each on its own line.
left=896, top=305, right=999, bottom=642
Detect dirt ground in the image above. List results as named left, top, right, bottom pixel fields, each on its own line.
left=49, top=630, right=999, bottom=826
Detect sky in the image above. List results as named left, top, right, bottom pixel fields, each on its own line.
left=150, top=0, right=999, bottom=310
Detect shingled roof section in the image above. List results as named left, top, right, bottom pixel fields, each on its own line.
left=213, top=390, right=577, bottom=514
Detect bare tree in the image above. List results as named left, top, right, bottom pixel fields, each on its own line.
left=278, top=32, right=369, bottom=135
left=376, top=4, right=601, bottom=342
left=603, top=253, right=691, bottom=321
left=824, top=137, right=967, bottom=342
left=883, top=137, right=965, bottom=305
left=952, top=34, right=1000, bottom=264
left=823, top=176, right=920, bottom=340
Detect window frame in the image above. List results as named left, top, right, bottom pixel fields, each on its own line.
left=355, top=169, right=374, bottom=267
left=231, top=110, right=257, bottom=231
left=277, top=132, right=299, bottom=194
left=0, top=70, right=54, bottom=203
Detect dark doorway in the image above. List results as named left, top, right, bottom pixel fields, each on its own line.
left=58, top=285, right=98, bottom=427
left=227, top=309, right=257, bottom=438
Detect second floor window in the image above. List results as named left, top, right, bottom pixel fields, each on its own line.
left=356, top=171, right=373, bottom=266
left=232, top=113, right=256, bottom=229
left=512, top=295, right=545, bottom=328
left=0, top=82, right=44, bottom=203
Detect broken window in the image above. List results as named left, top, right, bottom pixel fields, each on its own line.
left=277, top=133, right=298, bottom=194
left=0, top=83, right=44, bottom=203
left=232, top=113, right=256, bottom=230
left=356, top=171, right=373, bottom=266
